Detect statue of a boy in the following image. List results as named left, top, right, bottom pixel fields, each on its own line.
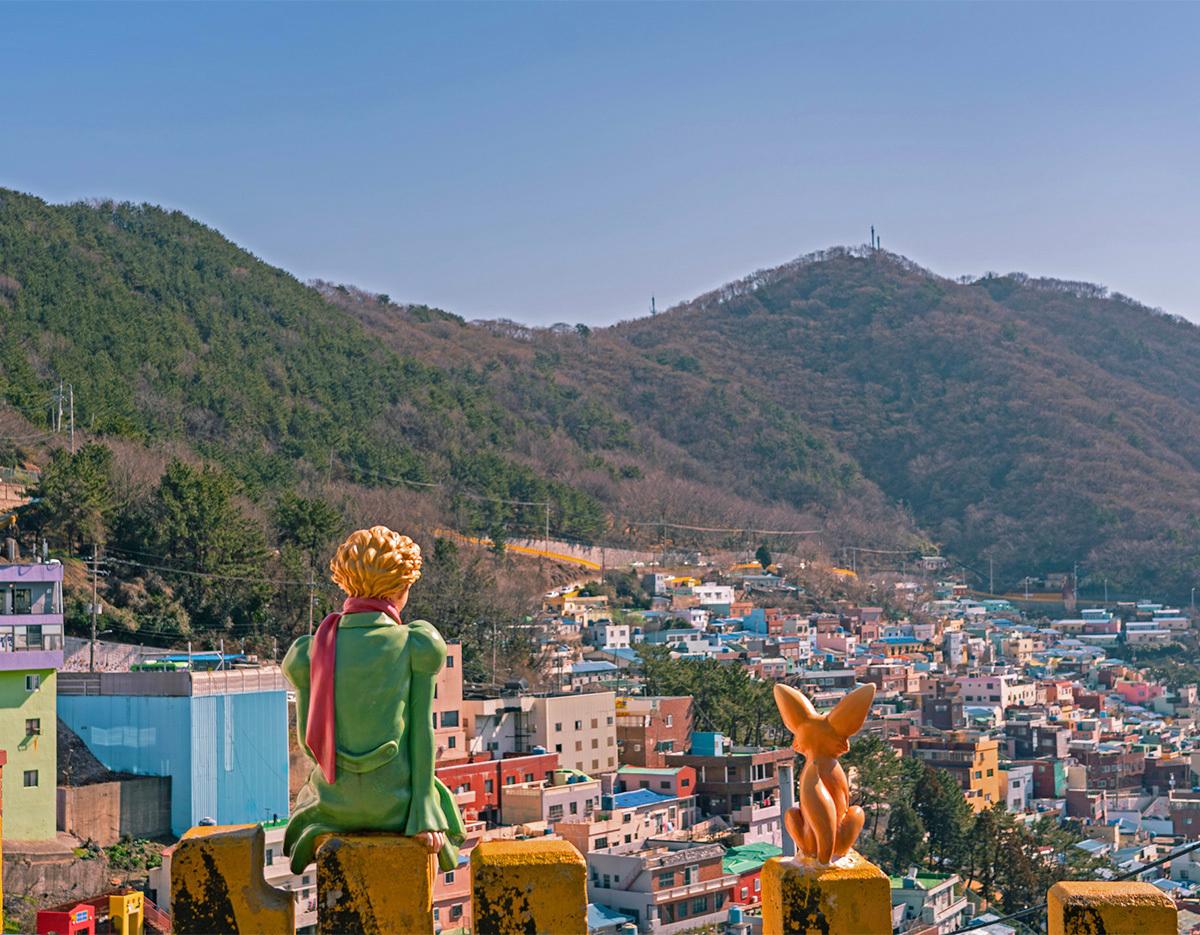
left=282, top=525, right=466, bottom=874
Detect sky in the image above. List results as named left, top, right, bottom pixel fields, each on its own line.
left=4, top=3, right=1199, bottom=326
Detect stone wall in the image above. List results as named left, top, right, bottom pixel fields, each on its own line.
left=57, top=777, right=172, bottom=846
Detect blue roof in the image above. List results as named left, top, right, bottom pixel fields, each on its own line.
left=611, top=788, right=675, bottom=808
left=587, top=904, right=635, bottom=929
left=571, top=661, right=618, bottom=674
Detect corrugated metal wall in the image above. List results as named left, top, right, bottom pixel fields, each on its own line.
left=59, top=690, right=288, bottom=835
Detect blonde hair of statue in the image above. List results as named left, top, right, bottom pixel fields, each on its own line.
left=329, top=525, right=423, bottom=600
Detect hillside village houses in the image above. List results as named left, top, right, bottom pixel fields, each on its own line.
left=8, top=539, right=1200, bottom=935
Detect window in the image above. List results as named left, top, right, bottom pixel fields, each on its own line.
left=607, top=736, right=614, bottom=746
left=484, top=779, right=494, bottom=793
left=23, top=770, right=37, bottom=787
left=25, top=718, right=40, bottom=736
left=12, top=589, right=31, bottom=614
left=682, top=777, right=690, bottom=787
left=574, top=720, right=582, bottom=730
left=591, top=718, right=598, bottom=729
left=444, top=871, right=455, bottom=884
left=741, top=887, right=748, bottom=899
left=595, top=836, right=608, bottom=849
left=450, top=905, right=462, bottom=920
left=665, top=714, right=673, bottom=727
left=448, top=736, right=456, bottom=749
left=549, top=804, right=564, bottom=820
left=441, top=711, right=460, bottom=728
left=568, top=801, right=577, bottom=815
left=623, top=813, right=631, bottom=823
left=678, top=901, right=689, bottom=919
left=505, top=776, right=515, bottom=785
left=683, top=865, right=699, bottom=885
left=303, top=875, right=311, bottom=886
left=555, top=722, right=563, bottom=732
left=576, top=741, right=583, bottom=752
left=660, top=781, right=671, bottom=790
left=592, top=759, right=599, bottom=770
left=715, top=893, right=726, bottom=910
left=602, top=874, right=610, bottom=888
left=591, top=738, right=599, bottom=749
left=657, top=871, right=675, bottom=889
left=446, top=655, right=454, bottom=668
left=754, top=878, right=761, bottom=892
left=555, top=744, right=563, bottom=753
left=692, top=897, right=706, bottom=914
left=524, top=772, right=535, bottom=782
left=607, top=715, right=614, bottom=725
left=266, top=848, right=274, bottom=865
left=25, top=674, right=40, bottom=692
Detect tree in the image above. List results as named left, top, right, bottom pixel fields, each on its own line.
left=405, top=537, right=533, bottom=683
left=883, top=799, right=927, bottom=874
left=274, top=493, right=342, bottom=571
left=131, top=459, right=271, bottom=633
left=22, top=443, right=115, bottom=553
left=755, top=544, right=773, bottom=570
left=914, top=767, right=973, bottom=870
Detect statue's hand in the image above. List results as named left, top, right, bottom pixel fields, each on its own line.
left=415, top=830, right=446, bottom=853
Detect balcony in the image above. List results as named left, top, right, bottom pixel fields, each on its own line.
left=732, top=802, right=781, bottom=826
left=658, top=874, right=735, bottom=900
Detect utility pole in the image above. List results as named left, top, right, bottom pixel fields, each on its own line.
left=68, top=384, right=75, bottom=453
left=89, top=545, right=102, bottom=672
left=544, top=502, right=550, bottom=558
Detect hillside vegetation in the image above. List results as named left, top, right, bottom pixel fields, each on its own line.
left=3, top=188, right=1199, bottom=599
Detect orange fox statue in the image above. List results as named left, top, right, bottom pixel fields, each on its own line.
left=774, top=681, right=876, bottom=864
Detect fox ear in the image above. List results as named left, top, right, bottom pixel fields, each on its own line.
left=774, top=683, right=818, bottom=733
left=827, top=683, right=875, bottom=738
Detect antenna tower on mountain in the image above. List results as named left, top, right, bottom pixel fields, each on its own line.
left=650, top=295, right=657, bottom=316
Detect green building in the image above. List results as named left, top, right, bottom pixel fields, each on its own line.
left=0, top=561, right=64, bottom=841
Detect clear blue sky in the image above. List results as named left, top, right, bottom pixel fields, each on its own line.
left=4, top=3, right=1198, bottom=325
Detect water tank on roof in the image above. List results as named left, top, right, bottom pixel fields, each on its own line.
left=531, top=745, right=546, bottom=755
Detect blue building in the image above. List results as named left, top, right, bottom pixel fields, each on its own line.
left=59, top=666, right=288, bottom=835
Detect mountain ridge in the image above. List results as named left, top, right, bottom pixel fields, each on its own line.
left=2, top=187, right=1198, bottom=598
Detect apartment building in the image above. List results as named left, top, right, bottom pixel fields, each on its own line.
left=463, top=691, right=618, bottom=774
left=555, top=787, right=698, bottom=855
left=434, top=641, right=467, bottom=763
left=616, top=696, right=693, bottom=768
left=0, top=559, right=64, bottom=840
left=890, top=870, right=970, bottom=934
left=665, top=734, right=790, bottom=846
left=500, top=770, right=603, bottom=825
left=585, top=840, right=736, bottom=934
left=912, top=733, right=1002, bottom=812
left=436, top=751, right=559, bottom=824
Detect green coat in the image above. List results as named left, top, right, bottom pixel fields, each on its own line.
left=282, top=612, right=466, bottom=874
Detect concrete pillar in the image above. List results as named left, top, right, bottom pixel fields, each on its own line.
left=777, top=761, right=795, bottom=858
left=171, top=824, right=294, bottom=935
left=472, top=839, right=587, bottom=935
left=316, top=834, right=435, bottom=935
left=762, top=851, right=890, bottom=935
left=1048, top=881, right=1176, bottom=935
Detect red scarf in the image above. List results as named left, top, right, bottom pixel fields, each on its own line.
left=306, top=596, right=403, bottom=783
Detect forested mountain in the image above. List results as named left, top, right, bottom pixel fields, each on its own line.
left=3, top=187, right=1199, bottom=601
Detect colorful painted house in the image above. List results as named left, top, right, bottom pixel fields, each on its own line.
left=0, top=559, right=64, bottom=840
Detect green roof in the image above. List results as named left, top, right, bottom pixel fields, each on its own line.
left=723, top=842, right=783, bottom=876
left=889, top=872, right=954, bottom=890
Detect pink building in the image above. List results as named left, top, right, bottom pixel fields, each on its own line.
left=434, top=641, right=467, bottom=763
left=1114, top=680, right=1164, bottom=706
